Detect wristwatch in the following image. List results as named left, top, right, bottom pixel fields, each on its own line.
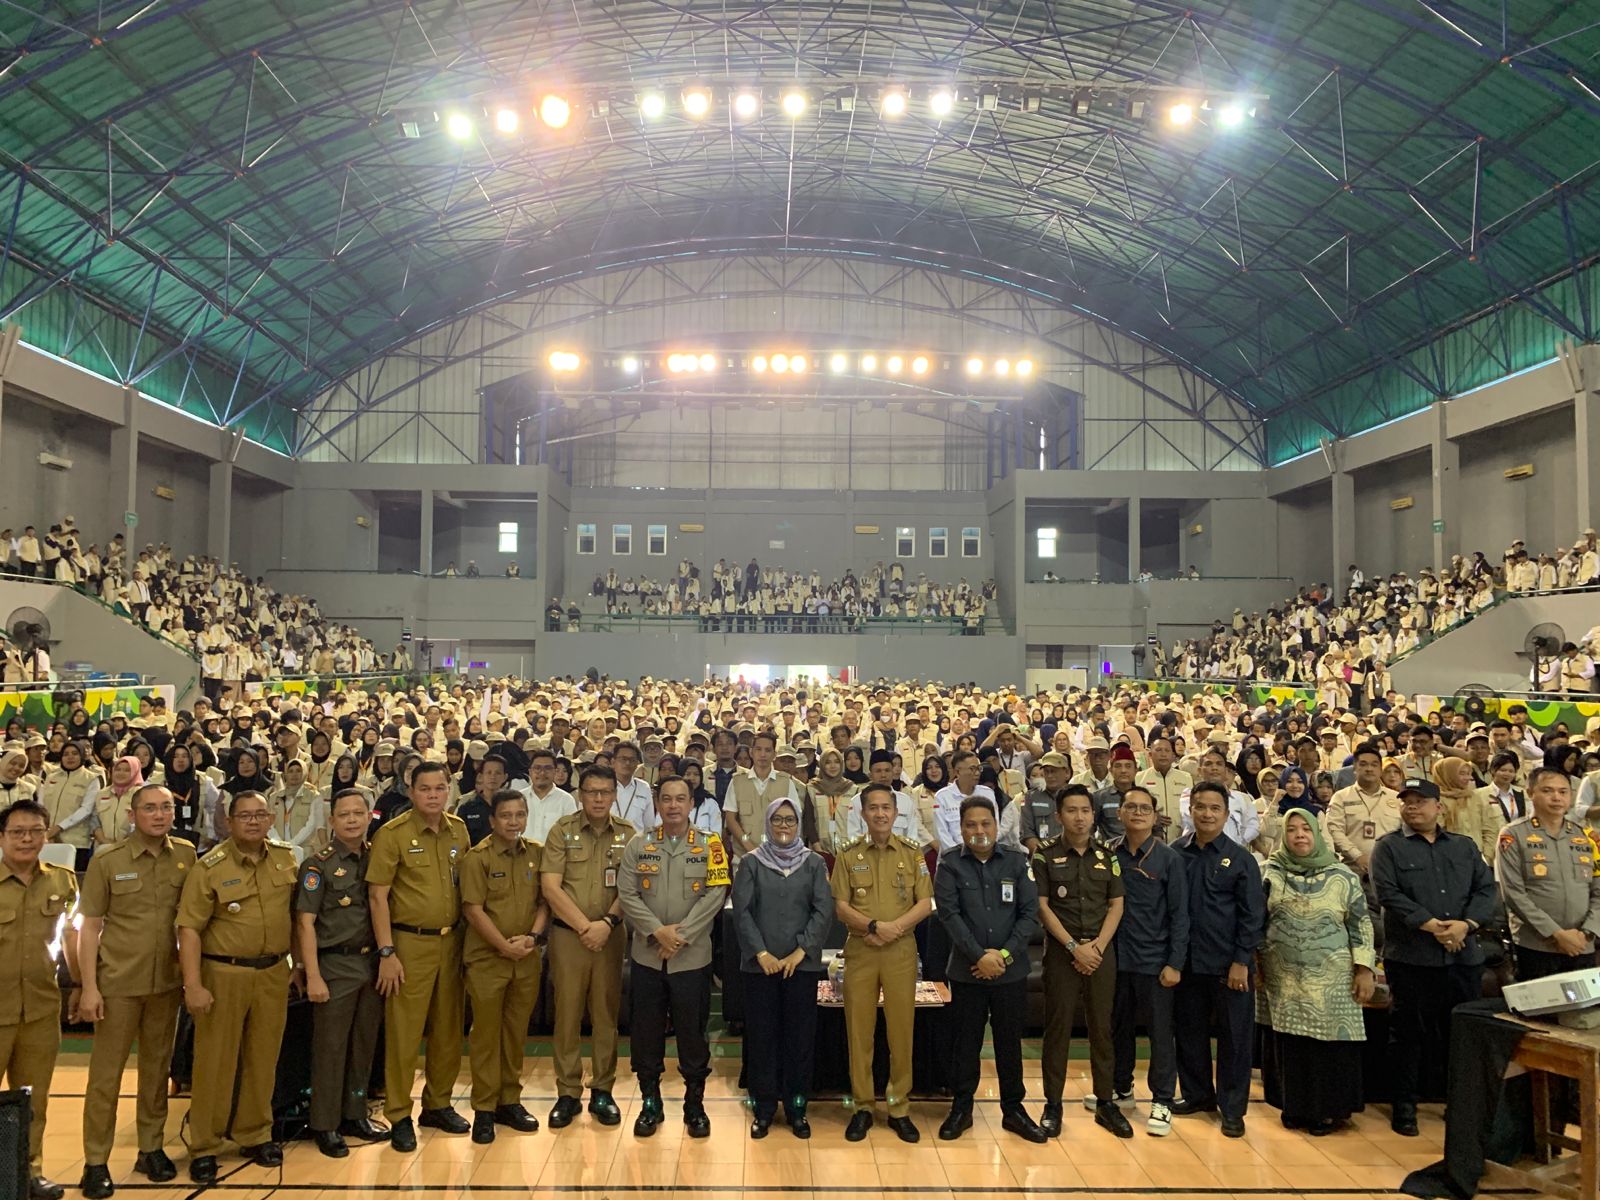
left=867, top=919, right=879, bottom=937
left=999, top=948, right=1013, bottom=964
left=377, top=946, right=396, bottom=959
left=603, top=913, right=621, bottom=929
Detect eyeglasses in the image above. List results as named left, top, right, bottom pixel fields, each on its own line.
left=3, top=826, right=48, bottom=839
left=233, top=811, right=273, bottom=822
left=136, top=804, right=177, bottom=815
left=769, top=816, right=799, bottom=828
left=1120, top=805, right=1155, bottom=814
left=579, top=788, right=615, bottom=799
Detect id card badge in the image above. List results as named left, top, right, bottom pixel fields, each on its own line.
left=604, top=868, right=618, bottom=889
left=1001, top=880, right=1015, bottom=904
left=1362, top=821, right=1375, bottom=839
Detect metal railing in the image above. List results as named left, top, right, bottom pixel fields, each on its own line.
left=1386, top=580, right=1600, bottom=666
left=552, top=611, right=1000, bottom=636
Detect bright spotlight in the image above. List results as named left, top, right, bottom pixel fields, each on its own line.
left=771, top=353, right=790, bottom=374
left=790, top=354, right=807, bottom=374
left=886, top=355, right=904, bottom=375
left=1015, top=358, right=1034, bottom=378
left=781, top=90, right=807, bottom=118
left=929, top=88, right=954, bottom=117
left=1217, top=102, right=1245, bottom=128
left=965, top=357, right=984, bottom=377
left=860, top=354, right=878, bottom=373
left=698, top=353, right=716, bottom=373
left=493, top=107, right=520, bottom=134
left=994, top=358, right=1011, bottom=377
left=547, top=351, right=581, bottom=373
left=621, top=356, right=639, bottom=374
left=881, top=90, right=907, bottom=118
left=829, top=353, right=848, bottom=374
left=682, top=87, right=712, bottom=118
left=733, top=91, right=760, bottom=119
left=444, top=112, right=475, bottom=141
left=751, top=355, right=768, bottom=373
left=911, top=355, right=929, bottom=376
left=667, top=354, right=685, bottom=373
left=1167, top=102, right=1194, bottom=127
left=639, top=92, right=667, bottom=120
left=540, top=94, right=572, bottom=129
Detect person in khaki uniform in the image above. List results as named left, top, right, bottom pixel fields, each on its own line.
left=539, top=763, right=633, bottom=1129
left=460, top=790, right=547, bottom=1143
left=0, top=799, right=79, bottom=1200
left=176, top=789, right=296, bottom=1184
left=77, top=784, right=194, bottom=1199
left=830, top=782, right=933, bottom=1143
left=1325, top=744, right=1400, bottom=879
left=367, top=762, right=472, bottom=1151
left=1496, top=767, right=1600, bottom=980
left=294, top=789, right=390, bottom=1159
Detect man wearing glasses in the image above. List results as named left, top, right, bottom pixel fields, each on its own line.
left=0, top=798, right=80, bottom=1200
left=176, top=789, right=297, bottom=1184
left=524, top=747, right=577, bottom=845
left=76, top=784, right=196, bottom=1198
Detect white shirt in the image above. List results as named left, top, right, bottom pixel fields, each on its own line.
left=844, top=789, right=926, bottom=844
left=613, top=776, right=655, bottom=830
left=689, top=795, right=724, bottom=836
left=1178, top=787, right=1261, bottom=847
left=933, top=783, right=997, bottom=852
left=525, top=784, right=577, bottom=845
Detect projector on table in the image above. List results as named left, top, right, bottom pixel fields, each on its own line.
left=1505, top=967, right=1600, bottom=1027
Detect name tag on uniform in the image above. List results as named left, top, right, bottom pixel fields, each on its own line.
left=1362, top=821, right=1375, bottom=839
left=1001, top=881, right=1014, bottom=903
left=604, top=868, right=617, bottom=888
left=114, top=872, right=139, bottom=881
left=406, top=847, right=426, bottom=855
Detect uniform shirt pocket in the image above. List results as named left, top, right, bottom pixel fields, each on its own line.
left=109, top=874, right=146, bottom=896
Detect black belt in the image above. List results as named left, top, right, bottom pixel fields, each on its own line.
left=321, top=944, right=376, bottom=956
left=202, top=953, right=285, bottom=969
left=392, top=922, right=458, bottom=936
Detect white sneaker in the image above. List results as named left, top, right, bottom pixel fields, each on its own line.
left=1147, top=1102, right=1172, bottom=1137
left=1081, top=1090, right=1134, bottom=1111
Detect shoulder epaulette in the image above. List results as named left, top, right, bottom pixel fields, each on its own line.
left=841, top=835, right=866, bottom=852
left=201, top=845, right=228, bottom=867
left=315, top=844, right=334, bottom=860
left=268, top=837, right=293, bottom=850
left=894, top=833, right=922, bottom=852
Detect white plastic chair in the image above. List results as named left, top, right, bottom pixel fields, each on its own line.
left=38, top=843, right=77, bottom=870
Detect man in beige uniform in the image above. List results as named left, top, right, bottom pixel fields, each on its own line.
left=1325, top=744, right=1400, bottom=878
left=77, top=784, right=195, bottom=1198
left=1136, top=736, right=1192, bottom=841
left=540, top=763, right=633, bottom=1128
left=176, top=789, right=296, bottom=1184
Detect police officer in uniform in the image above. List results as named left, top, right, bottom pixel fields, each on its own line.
left=1497, top=766, right=1600, bottom=980
left=295, top=788, right=389, bottom=1158
left=830, top=781, right=933, bottom=1143
left=1033, top=784, right=1130, bottom=1138
left=539, top=763, right=633, bottom=1128
left=459, top=789, right=547, bottom=1143
left=368, top=761, right=472, bottom=1151
left=618, top=775, right=730, bottom=1138
left=176, top=789, right=297, bottom=1184
left=0, top=799, right=79, bottom=1200
left=77, top=784, right=194, bottom=1198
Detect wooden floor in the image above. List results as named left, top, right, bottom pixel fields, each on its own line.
left=36, top=1047, right=1445, bottom=1199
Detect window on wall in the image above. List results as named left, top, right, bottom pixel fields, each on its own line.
left=646, top=524, right=667, bottom=555
left=497, top=522, right=518, bottom=554
left=962, top=527, right=981, bottom=557
left=576, top=524, right=596, bottom=555
left=1037, top=527, right=1058, bottom=558
left=928, top=527, right=948, bottom=557
left=613, top=524, right=632, bottom=555
left=895, top=526, right=915, bottom=558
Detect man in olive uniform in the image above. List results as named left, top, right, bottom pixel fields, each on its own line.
left=77, top=784, right=195, bottom=1199
left=1497, top=767, right=1600, bottom=980
left=539, top=763, right=633, bottom=1128
left=1019, top=751, right=1068, bottom=852
left=295, top=788, right=390, bottom=1158
left=830, top=782, right=934, bottom=1143
left=0, top=799, right=79, bottom=1200
left=459, top=790, right=547, bottom=1143
left=176, top=789, right=297, bottom=1184
left=1033, top=785, right=1130, bottom=1138
left=617, top=775, right=730, bottom=1138
left=368, top=762, right=473, bottom=1152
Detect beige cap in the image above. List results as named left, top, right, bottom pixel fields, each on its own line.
left=1037, top=751, right=1071, bottom=769
left=466, top=740, right=489, bottom=761
left=1081, top=736, right=1110, bottom=753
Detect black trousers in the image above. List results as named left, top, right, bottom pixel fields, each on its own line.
left=629, top=961, right=711, bottom=1087
left=743, top=969, right=821, bottom=1120
left=1113, top=970, right=1178, bottom=1104
left=1041, top=940, right=1115, bottom=1103
left=1385, top=959, right=1480, bottom=1115
left=1173, top=973, right=1253, bottom=1119
left=1515, top=945, right=1597, bottom=980
left=947, top=979, right=1026, bottom=1108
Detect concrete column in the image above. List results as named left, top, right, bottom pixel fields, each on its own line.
left=1576, top=379, right=1600, bottom=537
left=419, top=489, right=434, bottom=576
left=1429, top=400, right=1460, bottom=575
left=107, top=385, right=140, bottom=540
left=1126, top=496, right=1141, bottom=581
left=1331, top=470, right=1355, bottom=587
left=208, top=461, right=234, bottom=564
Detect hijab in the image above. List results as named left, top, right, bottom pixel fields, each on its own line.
left=1432, top=757, right=1475, bottom=800
left=223, top=747, right=263, bottom=796
left=1271, top=808, right=1339, bottom=876
left=164, top=744, right=198, bottom=801
left=109, top=754, right=145, bottom=797
left=812, top=750, right=855, bottom=796
left=750, top=798, right=812, bottom=876
left=1276, top=766, right=1311, bottom=814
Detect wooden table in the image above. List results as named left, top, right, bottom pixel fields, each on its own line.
left=1480, top=1012, right=1600, bottom=1200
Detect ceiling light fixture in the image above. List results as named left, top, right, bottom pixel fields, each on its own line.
left=539, top=94, right=571, bottom=128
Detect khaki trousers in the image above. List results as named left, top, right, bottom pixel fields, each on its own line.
left=189, top=961, right=290, bottom=1156
left=466, top=952, right=542, bottom=1111
left=82, top=989, right=181, bottom=1164
left=0, top=1013, right=61, bottom=1171
left=382, top=929, right=464, bottom=1122
left=841, top=936, right=917, bottom=1118
left=547, top=926, right=623, bottom=1098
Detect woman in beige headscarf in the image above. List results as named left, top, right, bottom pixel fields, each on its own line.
left=1434, top=758, right=1496, bottom=860
left=809, top=748, right=857, bottom=853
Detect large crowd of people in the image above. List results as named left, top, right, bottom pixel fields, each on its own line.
left=1, top=669, right=1599, bottom=1197
left=1148, top=530, right=1600, bottom=697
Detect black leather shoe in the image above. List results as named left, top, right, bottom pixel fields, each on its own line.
left=548, top=1096, right=582, bottom=1129
left=472, top=1111, right=496, bottom=1144
left=1094, top=1102, right=1134, bottom=1140
left=1169, top=1096, right=1218, bottom=1116
left=28, top=1178, right=63, bottom=1200
left=1392, top=1113, right=1420, bottom=1137
left=588, top=1091, right=622, bottom=1126
left=844, top=1110, right=873, bottom=1141
left=1221, top=1114, right=1246, bottom=1139
left=1039, top=1101, right=1063, bottom=1138
left=418, top=1106, right=470, bottom=1134
left=314, top=1129, right=349, bottom=1158
left=633, top=1095, right=664, bottom=1138
left=338, top=1118, right=391, bottom=1143
left=78, top=1167, right=114, bottom=1200
left=1004, top=1107, right=1050, bottom=1144
left=887, top=1115, right=920, bottom=1143
left=133, top=1150, right=177, bottom=1182
left=938, top=1106, right=973, bottom=1141
left=787, top=1114, right=811, bottom=1139
left=684, top=1105, right=711, bottom=1139
left=241, top=1142, right=282, bottom=1167
left=389, top=1117, right=417, bottom=1153
left=188, top=1157, right=218, bottom=1185
left=494, top=1103, right=540, bottom=1133
left=750, top=1117, right=771, bottom=1139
